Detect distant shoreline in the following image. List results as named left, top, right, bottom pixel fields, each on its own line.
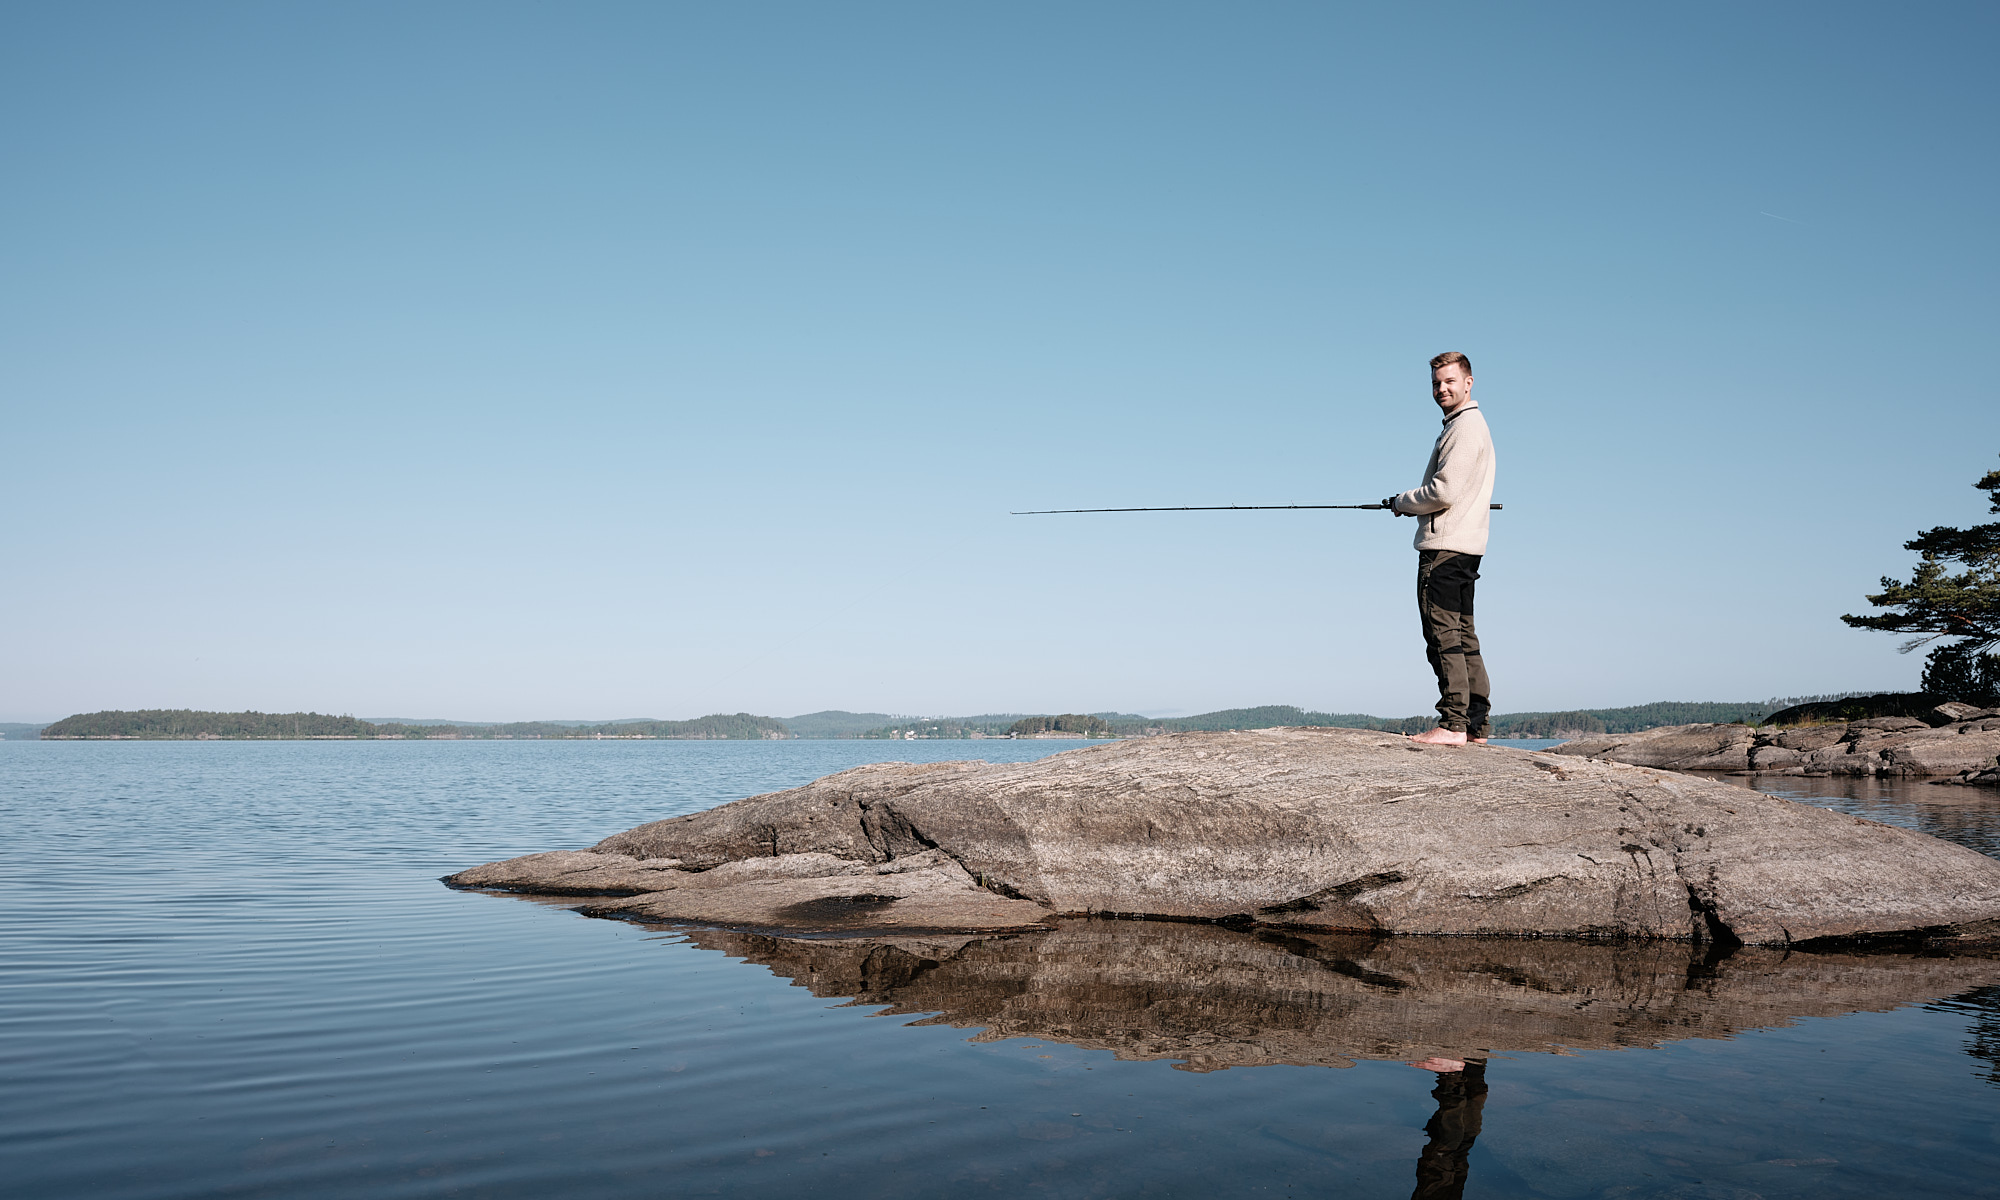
left=12, top=695, right=1895, bottom=742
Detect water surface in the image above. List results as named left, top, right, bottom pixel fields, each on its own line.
left=5, top=739, right=2000, bottom=1198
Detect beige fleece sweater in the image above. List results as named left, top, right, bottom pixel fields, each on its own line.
left=1391, top=404, right=1496, bottom=554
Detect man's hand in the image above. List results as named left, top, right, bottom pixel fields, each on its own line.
left=1381, top=496, right=1409, bottom=517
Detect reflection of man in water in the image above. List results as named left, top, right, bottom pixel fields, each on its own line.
left=1407, top=1056, right=1487, bottom=1200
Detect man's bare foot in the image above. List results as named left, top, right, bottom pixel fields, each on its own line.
left=1471, top=737, right=1488, bottom=744
left=1409, top=727, right=1468, bottom=745
left=1408, top=1057, right=1466, bottom=1073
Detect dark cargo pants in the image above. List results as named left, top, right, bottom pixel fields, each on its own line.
left=1417, top=550, right=1491, bottom=737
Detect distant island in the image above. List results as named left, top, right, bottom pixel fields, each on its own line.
left=36, top=711, right=790, bottom=741
left=17, top=693, right=1888, bottom=742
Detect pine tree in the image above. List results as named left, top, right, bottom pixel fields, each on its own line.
left=1921, top=643, right=2000, bottom=707
left=1843, top=457, right=2000, bottom=702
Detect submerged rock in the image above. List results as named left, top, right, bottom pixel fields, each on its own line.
left=586, top=918, right=2000, bottom=1071
left=1552, top=716, right=2000, bottom=777
left=447, top=727, right=2000, bottom=945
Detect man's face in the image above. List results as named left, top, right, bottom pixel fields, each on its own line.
left=1431, top=364, right=1473, bottom=414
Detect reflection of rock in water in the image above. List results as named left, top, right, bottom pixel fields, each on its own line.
left=662, top=918, right=2000, bottom=1071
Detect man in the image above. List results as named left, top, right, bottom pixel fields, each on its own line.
left=1383, top=351, right=1497, bottom=746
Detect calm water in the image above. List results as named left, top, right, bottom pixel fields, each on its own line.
left=6, top=739, right=2000, bottom=1199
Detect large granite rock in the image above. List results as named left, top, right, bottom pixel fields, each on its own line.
left=1943, top=761, right=2000, bottom=787
left=447, top=727, right=2000, bottom=945
left=1552, top=711, right=2000, bottom=777
left=611, top=918, right=2000, bottom=1071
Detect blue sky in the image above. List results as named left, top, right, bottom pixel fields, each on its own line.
left=3, top=2, right=1994, bottom=723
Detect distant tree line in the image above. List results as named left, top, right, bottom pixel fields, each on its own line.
left=849, top=701, right=1805, bottom=741
left=38, top=710, right=793, bottom=740
left=1759, top=692, right=1959, bottom=727
left=401, top=714, right=792, bottom=740
left=1480, top=702, right=1787, bottom=738
left=1089, top=702, right=1788, bottom=739
left=41, top=710, right=380, bottom=739
left=859, top=718, right=1011, bottom=739
left=1008, top=714, right=1112, bottom=736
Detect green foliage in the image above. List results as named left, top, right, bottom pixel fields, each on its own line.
left=611, top=714, right=790, bottom=739
left=41, top=710, right=377, bottom=739
left=1843, top=458, right=2000, bottom=663
left=1921, top=644, right=2000, bottom=707
left=1760, top=692, right=1945, bottom=726
left=1486, top=702, right=1781, bottom=737
left=1007, top=714, right=1111, bottom=736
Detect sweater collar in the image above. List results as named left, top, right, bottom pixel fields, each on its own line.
left=1441, top=402, right=1479, bottom=426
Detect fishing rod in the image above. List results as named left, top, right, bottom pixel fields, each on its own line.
left=1011, top=503, right=1504, bottom=514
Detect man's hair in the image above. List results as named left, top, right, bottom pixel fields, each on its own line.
left=1430, top=351, right=1472, bottom=376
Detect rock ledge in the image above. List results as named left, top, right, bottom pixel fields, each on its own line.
left=446, top=727, right=2000, bottom=945
left=1550, top=710, right=2000, bottom=778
